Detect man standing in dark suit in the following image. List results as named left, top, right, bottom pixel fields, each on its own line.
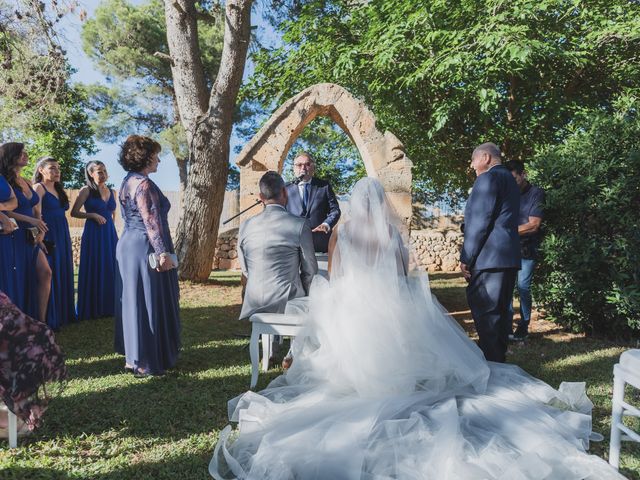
left=286, top=152, right=341, bottom=253
left=460, top=143, right=520, bottom=362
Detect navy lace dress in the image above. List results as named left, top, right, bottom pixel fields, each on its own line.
left=76, top=189, right=118, bottom=320
left=114, top=173, right=180, bottom=375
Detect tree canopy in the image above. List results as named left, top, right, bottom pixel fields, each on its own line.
left=247, top=0, right=640, bottom=202
left=0, top=0, right=95, bottom=185
left=81, top=0, right=224, bottom=190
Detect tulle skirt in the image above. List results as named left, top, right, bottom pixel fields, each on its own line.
left=210, top=274, right=623, bottom=480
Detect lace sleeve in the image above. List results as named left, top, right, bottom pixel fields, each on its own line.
left=135, top=179, right=168, bottom=254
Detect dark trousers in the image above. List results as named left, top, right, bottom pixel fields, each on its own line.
left=466, top=268, right=518, bottom=363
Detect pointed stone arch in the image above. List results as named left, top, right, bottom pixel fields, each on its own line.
left=236, top=83, right=413, bottom=226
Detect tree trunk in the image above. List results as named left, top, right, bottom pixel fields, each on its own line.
left=165, top=0, right=252, bottom=281
left=176, top=156, right=188, bottom=195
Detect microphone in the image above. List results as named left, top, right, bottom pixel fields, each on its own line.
left=286, top=174, right=305, bottom=186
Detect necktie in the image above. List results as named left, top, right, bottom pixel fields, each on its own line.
left=302, top=183, right=309, bottom=212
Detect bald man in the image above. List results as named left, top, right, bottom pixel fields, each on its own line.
left=460, top=143, right=520, bottom=362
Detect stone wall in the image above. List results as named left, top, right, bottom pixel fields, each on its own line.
left=212, top=228, right=240, bottom=270
left=409, top=229, right=463, bottom=272
left=210, top=227, right=463, bottom=273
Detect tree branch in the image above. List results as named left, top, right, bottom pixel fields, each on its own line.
left=153, top=51, right=175, bottom=66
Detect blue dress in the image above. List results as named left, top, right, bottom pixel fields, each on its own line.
left=115, top=172, right=180, bottom=375
left=40, top=186, right=76, bottom=329
left=0, top=176, right=18, bottom=302
left=12, top=185, right=40, bottom=318
left=77, top=189, right=118, bottom=320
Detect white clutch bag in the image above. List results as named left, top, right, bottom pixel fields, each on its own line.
left=148, top=253, right=178, bottom=270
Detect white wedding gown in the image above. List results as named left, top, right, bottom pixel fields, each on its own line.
left=210, top=178, right=624, bottom=480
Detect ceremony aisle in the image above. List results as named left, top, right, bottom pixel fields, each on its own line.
left=0, top=272, right=638, bottom=479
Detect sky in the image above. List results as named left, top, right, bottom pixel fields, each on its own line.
left=58, top=0, right=277, bottom=191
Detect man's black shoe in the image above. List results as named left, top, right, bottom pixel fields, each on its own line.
left=509, top=325, right=529, bottom=342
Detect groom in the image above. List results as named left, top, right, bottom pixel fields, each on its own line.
left=460, top=143, right=520, bottom=363
left=237, top=171, right=318, bottom=322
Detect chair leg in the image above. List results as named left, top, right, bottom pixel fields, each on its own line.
left=8, top=410, right=17, bottom=448
left=249, top=328, right=260, bottom=389
left=609, top=372, right=624, bottom=468
left=261, top=334, right=271, bottom=373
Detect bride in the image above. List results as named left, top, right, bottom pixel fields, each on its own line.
left=210, top=177, right=623, bottom=479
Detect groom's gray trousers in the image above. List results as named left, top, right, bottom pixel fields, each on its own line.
left=467, top=268, right=518, bottom=363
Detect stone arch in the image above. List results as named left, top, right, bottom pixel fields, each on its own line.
left=236, top=83, right=413, bottom=226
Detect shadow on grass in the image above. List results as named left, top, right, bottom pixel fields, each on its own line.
left=3, top=452, right=215, bottom=480
left=36, top=301, right=264, bottom=442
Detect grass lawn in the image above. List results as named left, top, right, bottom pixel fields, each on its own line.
left=1, top=270, right=639, bottom=479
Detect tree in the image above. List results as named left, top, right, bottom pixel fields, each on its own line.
left=165, top=0, right=252, bottom=281
left=247, top=0, right=640, bottom=203
left=530, top=105, right=640, bottom=337
left=0, top=0, right=95, bottom=185
left=81, top=0, right=224, bottom=193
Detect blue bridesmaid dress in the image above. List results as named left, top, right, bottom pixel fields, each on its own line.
left=40, top=185, right=76, bottom=328
left=0, top=175, right=18, bottom=302
left=77, top=189, right=118, bottom=320
left=115, top=173, right=180, bottom=375
left=11, top=185, right=40, bottom=318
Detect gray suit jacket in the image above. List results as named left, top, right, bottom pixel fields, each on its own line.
left=238, top=204, right=318, bottom=319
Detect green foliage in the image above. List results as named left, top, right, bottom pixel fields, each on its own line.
left=248, top=0, right=640, bottom=199
left=81, top=0, right=224, bottom=157
left=282, top=118, right=364, bottom=194
left=0, top=2, right=95, bottom=187
left=530, top=107, right=640, bottom=337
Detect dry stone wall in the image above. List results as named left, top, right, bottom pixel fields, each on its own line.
left=210, top=227, right=463, bottom=273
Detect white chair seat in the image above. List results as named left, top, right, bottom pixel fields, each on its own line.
left=248, top=311, right=306, bottom=389
left=250, top=312, right=303, bottom=326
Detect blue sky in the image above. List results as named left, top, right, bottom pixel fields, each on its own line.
left=60, top=0, right=276, bottom=191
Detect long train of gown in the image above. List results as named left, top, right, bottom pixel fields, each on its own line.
left=209, top=270, right=624, bottom=479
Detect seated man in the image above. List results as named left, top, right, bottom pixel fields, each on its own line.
left=238, top=171, right=318, bottom=366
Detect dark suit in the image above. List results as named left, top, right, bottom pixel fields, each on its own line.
left=286, top=177, right=341, bottom=253
left=461, top=164, right=520, bottom=362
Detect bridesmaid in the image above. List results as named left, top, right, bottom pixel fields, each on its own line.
left=33, top=157, right=77, bottom=329
left=0, top=158, right=19, bottom=302
left=115, top=135, right=180, bottom=377
left=0, top=143, right=52, bottom=322
left=71, top=161, right=118, bottom=320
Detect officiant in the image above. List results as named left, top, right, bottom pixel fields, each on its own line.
left=285, top=152, right=341, bottom=253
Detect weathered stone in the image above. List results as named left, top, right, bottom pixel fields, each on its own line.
left=235, top=83, right=412, bottom=226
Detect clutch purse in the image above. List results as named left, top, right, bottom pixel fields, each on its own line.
left=148, top=253, right=178, bottom=270
left=0, top=218, right=17, bottom=232
left=26, top=227, right=39, bottom=245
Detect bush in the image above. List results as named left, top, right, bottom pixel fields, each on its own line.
left=529, top=111, right=640, bottom=337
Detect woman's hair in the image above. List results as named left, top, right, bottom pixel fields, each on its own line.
left=33, top=156, right=69, bottom=207
left=85, top=160, right=107, bottom=198
left=0, top=142, right=25, bottom=190
left=118, top=135, right=161, bottom=172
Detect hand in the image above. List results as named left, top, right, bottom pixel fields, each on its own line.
left=312, top=223, right=330, bottom=234
left=0, top=215, right=16, bottom=234
left=459, top=262, right=471, bottom=282
left=157, top=254, right=176, bottom=272
left=30, top=218, right=48, bottom=233
left=91, top=213, right=107, bottom=225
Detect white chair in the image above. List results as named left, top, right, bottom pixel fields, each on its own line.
left=249, top=312, right=304, bottom=389
left=609, top=349, right=640, bottom=468
left=0, top=403, right=18, bottom=448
